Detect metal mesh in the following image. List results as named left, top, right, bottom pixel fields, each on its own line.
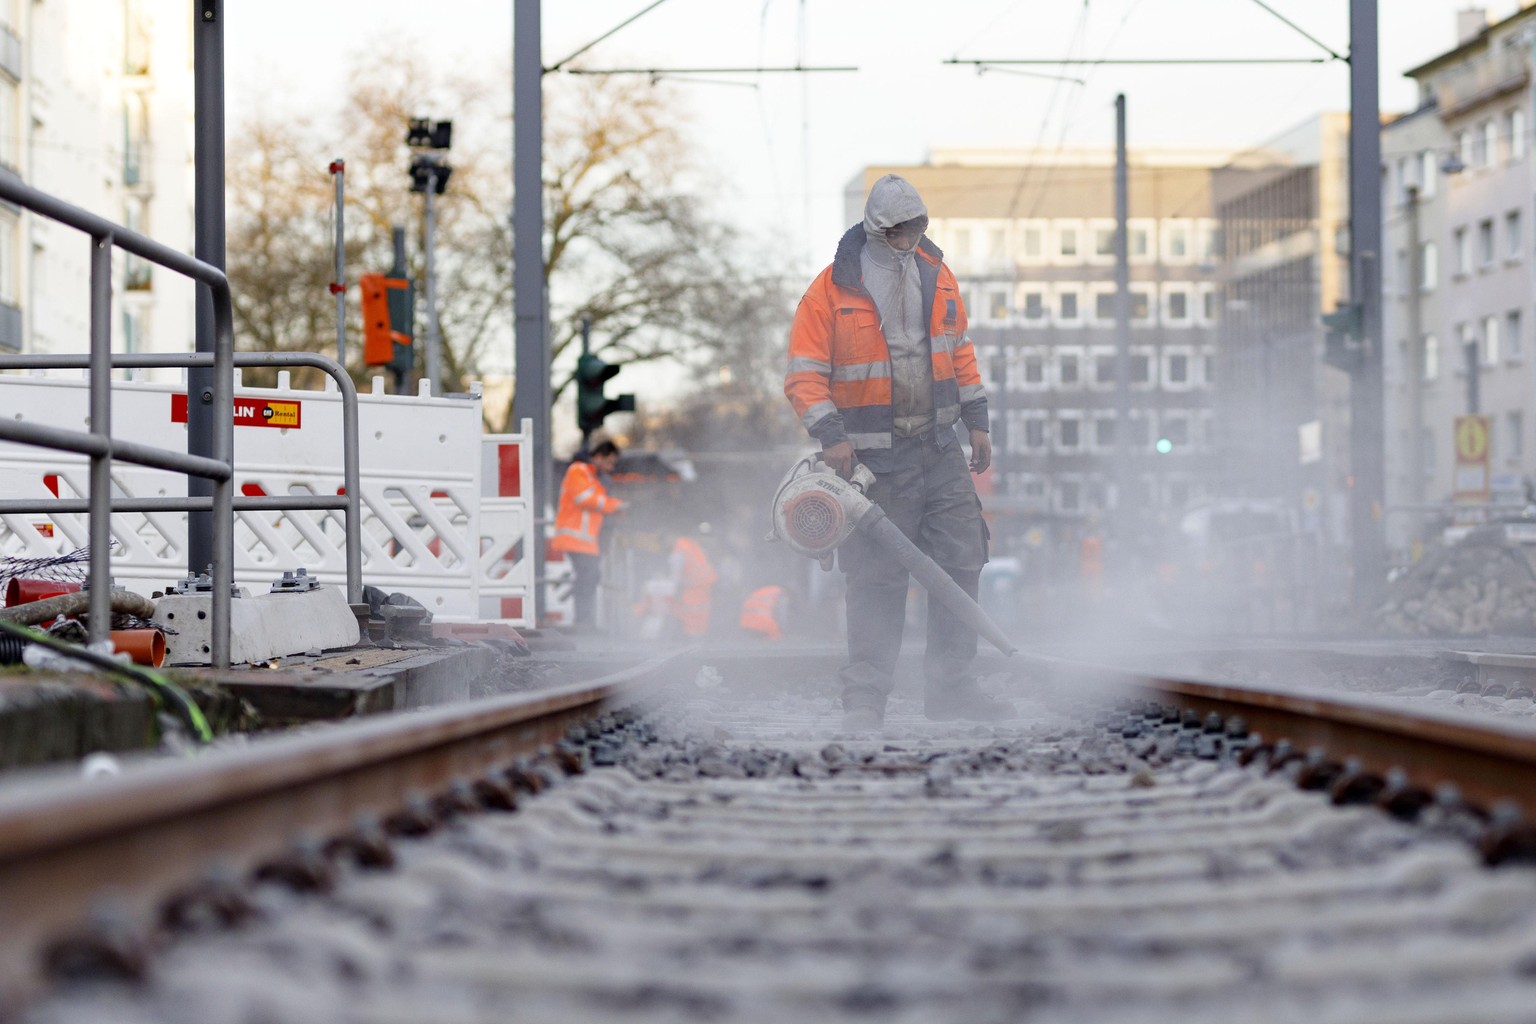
left=787, top=491, right=843, bottom=545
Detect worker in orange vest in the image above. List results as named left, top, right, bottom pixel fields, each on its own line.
left=667, top=525, right=718, bottom=637
left=549, top=440, right=625, bottom=629
left=1079, top=522, right=1104, bottom=601
left=739, top=584, right=787, bottom=641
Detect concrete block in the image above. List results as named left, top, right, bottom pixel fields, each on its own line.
left=153, top=585, right=360, bottom=666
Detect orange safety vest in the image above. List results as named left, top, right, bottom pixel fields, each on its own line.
left=670, top=536, right=718, bottom=636
left=739, top=585, right=785, bottom=641
left=549, top=460, right=622, bottom=556
left=785, top=226, right=987, bottom=472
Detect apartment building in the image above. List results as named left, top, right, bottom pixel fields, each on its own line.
left=1383, top=4, right=1536, bottom=553
left=847, top=153, right=1223, bottom=560
left=2, top=0, right=194, bottom=361
left=1212, top=114, right=1353, bottom=549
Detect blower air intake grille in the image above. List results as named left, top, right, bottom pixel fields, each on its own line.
left=784, top=490, right=845, bottom=548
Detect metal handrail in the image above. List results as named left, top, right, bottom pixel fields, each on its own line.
left=0, top=352, right=364, bottom=613
left=0, top=176, right=234, bottom=665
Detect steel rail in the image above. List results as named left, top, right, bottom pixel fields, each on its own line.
left=1029, top=652, right=1536, bottom=820
left=0, top=653, right=685, bottom=1011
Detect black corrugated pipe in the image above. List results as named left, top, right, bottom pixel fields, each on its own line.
left=0, top=632, right=27, bottom=664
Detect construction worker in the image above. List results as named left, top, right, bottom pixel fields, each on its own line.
left=739, top=584, right=788, bottom=641
left=549, top=440, right=625, bottom=629
left=667, top=525, right=718, bottom=637
left=786, top=173, right=1011, bottom=731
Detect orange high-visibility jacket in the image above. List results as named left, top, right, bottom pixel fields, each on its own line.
left=785, top=226, right=988, bottom=472
left=550, top=460, right=623, bottom=556
left=670, top=536, right=718, bottom=636
left=739, top=584, right=785, bottom=641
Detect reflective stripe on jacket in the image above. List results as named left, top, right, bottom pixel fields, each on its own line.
left=550, top=460, right=622, bottom=556
left=670, top=536, right=718, bottom=637
left=739, top=585, right=785, bottom=640
left=785, top=225, right=988, bottom=472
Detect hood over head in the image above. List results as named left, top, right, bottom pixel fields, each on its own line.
left=862, top=174, right=929, bottom=264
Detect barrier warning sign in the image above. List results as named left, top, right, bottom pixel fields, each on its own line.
left=1453, top=414, right=1490, bottom=516
left=171, top=394, right=302, bottom=429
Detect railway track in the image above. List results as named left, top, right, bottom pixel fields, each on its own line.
left=11, top=646, right=1536, bottom=1022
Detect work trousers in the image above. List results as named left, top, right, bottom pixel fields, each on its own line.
left=837, top=430, right=988, bottom=711
left=568, top=552, right=602, bottom=628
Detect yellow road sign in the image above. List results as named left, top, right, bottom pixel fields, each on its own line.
left=1455, top=415, right=1489, bottom=464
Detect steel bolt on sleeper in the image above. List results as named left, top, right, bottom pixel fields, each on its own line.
left=160, top=866, right=255, bottom=932
left=43, top=904, right=149, bottom=984
left=1329, top=759, right=1386, bottom=806
left=1376, top=768, right=1434, bottom=821
left=1295, top=749, right=1343, bottom=791
left=385, top=793, right=439, bottom=837
left=327, top=815, right=396, bottom=869
left=433, top=780, right=480, bottom=820
left=253, top=836, right=335, bottom=893
left=473, top=774, right=520, bottom=812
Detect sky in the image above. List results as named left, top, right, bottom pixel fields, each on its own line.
left=224, top=0, right=1516, bottom=275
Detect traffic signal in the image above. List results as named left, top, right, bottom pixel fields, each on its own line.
left=359, top=274, right=412, bottom=367
left=575, top=352, right=635, bottom=438
left=1321, top=302, right=1363, bottom=373
left=406, top=118, right=453, bottom=151
left=409, top=154, right=452, bottom=195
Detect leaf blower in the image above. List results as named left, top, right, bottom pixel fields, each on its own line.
left=768, top=454, right=1017, bottom=656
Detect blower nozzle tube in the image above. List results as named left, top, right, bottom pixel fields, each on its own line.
left=856, top=504, right=1017, bottom=657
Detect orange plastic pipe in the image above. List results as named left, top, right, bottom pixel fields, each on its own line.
left=110, top=629, right=166, bottom=668
left=4, top=578, right=81, bottom=607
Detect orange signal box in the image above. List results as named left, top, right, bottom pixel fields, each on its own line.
left=359, top=273, right=411, bottom=366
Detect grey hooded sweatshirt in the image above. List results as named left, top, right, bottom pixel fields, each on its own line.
left=859, top=174, right=935, bottom=437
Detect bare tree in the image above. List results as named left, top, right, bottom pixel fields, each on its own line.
left=225, top=49, right=797, bottom=437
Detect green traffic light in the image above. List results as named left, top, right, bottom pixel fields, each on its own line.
left=1155, top=438, right=1173, bottom=454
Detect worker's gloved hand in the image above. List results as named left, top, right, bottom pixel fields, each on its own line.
left=820, top=441, right=857, bottom=480
left=968, top=429, right=991, bottom=474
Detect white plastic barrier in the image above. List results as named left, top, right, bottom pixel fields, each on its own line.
left=0, top=370, right=536, bottom=627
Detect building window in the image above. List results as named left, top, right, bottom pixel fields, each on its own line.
left=1458, top=130, right=1473, bottom=169
left=1022, top=351, right=1046, bottom=387
left=988, top=288, right=1010, bottom=320
left=1130, top=284, right=1154, bottom=325
left=1056, top=478, right=1082, bottom=514
left=1484, top=314, right=1501, bottom=365
left=1509, top=412, right=1525, bottom=459
left=1508, top=310, right=1523, bottom=360
left=1024, top=416, right=1046, bottom=449
left=1479, top=219, right=1495, bottom=266
left=1128, top=221, right=1152, bottom=261
left=1420, top=150, right=1438, bottom=197
left=1058, top=349, right=1081, bottom=387
left=1020, top=221, right=1046, bottom=263
left=0, top=210, right=15, bottom=306
left=1094, top=290, right=1116, bottom=322
left=1508, top=210, right=1523, bottom=259
left=1057, top=414, right=1081, bottom=451
left=1162, top=413, right=1190, bottom=448
left=1125, top=413, right=1150, bottom=449
left=1421, top=241, right=1437, bottom=292
left=1200, top=285, right=1220, bottom=323
left=1162, top=220, right=1191, bottom=263
left=1484, top=119, right=1499, bottom=166
left=1166, top=352, right=1190, bottom=386
left=1092, top=221, right=1116, bottom=259
left=1163, top=284, right=1191, bottom=325
left=1056, top=286, right=1082, bottom=325
left=1510, top=108, right=1527, bottom=161
left=1130, top=351, right=1153, bottom=386
left=1057, top=225, right=1079, bottom=260
left=1094, top=352, right=1115, bottom=387
left=1203, top=351, right=1215, bottom=386
left=988, top=228, right=1007, bottom=262
left=1094, top=415, right=1116, bottom=450
left=1424, top=334, right=1439, bottom=381
left=949, top=226, right=971, bottom=261
left=1455, top=227, right=1470, bottom=275
left=1020, top=287, right=1047, bottom=324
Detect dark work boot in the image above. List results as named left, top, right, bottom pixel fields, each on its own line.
left=925, top=679, right=1015, bottom=722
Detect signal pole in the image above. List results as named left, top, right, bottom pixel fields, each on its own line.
left=513, top=0, right=551, bottom=597
left=1347, top=0, right=1386, bottom=616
